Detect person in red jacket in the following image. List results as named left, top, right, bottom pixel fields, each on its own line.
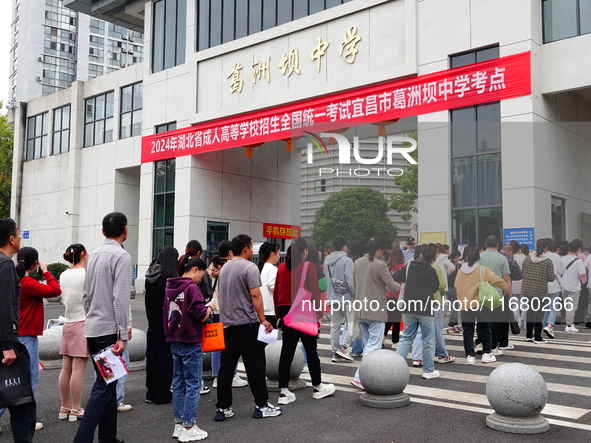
left=16, top=246, right=62, bottom=430
left=273, top=237, right=335, bottom=405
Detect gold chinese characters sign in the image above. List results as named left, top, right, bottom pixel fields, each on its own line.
left=227, top=26, right=362, bottom=93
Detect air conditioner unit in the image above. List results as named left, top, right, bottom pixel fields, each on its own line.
left=129, top=37, right=134, bottom=42
left=121, top=63, right=128, bottom=68
left=38, top=56, right=43, bottom=62
left=127, top=49, right=133, bottom=54
left=36, top=76, right=42, bottom=81
left=122, top=35, right=128, bottom=40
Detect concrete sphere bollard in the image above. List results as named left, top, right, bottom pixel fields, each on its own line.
left=358, top=350, right=410, bottom=408
left=486, top=363, right=549, bottom=434
left=128, top=328, right=147, bottom=362
left=39, top=327, right=63, bottom=361
left=265, top=340, right=306, bottom=391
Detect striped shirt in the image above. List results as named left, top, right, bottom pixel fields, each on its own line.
left=83, top=239, right=131, bottom=340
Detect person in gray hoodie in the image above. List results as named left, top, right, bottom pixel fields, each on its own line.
left=324, top=236, right=356, bottom=362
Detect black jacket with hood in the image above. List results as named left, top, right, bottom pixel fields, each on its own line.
left=393, top=258, right=439, bottom=316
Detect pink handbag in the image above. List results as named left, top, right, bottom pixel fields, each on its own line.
left=283, top=262, right=319, bottom=336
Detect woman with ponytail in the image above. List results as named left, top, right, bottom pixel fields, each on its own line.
left=164, top=255, right=216, bottom=441
left=258, top=241, right=281, bottom=328
left=350, top=238, right=401, bottom=388
left=273, top=238, right=335, bottom=404
left=58, top=244, right=89, bottom=422
left=17, top=246, right=62, bottom=429
left=521, top=238, right=556, bottom=343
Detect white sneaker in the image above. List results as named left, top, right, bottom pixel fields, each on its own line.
left=117, top=402, right=132, bottom=412
left=301, top=364, right=309, bottom=373
left=252, top=402, right=282, bottom=418
left=35, top=422, right=44, bottom=431
left=421, top=370, right=440, bottom=379
left=212, top=378, right=217, bottom=388
left=543, top=326, right=555, bottom=339
left=178, top=425, right=208, bottom=442
left=173, top=424, right=184, bottom=438
left=335, top=347, right=354, bottom=361
left=565, top=325, right=579, bottom=333
left=493, top=347, right=504, bottom=356
left=200, top=386, right=210, bottom=395
left=232, top=375, right=248, bottom=388
left=312, top=383, right=336, bottom=399
left=481, top=353, right=496, bottom=363
left=277, top=391, right=296, bottom=405
left=466, top=355, right=476, bottom=365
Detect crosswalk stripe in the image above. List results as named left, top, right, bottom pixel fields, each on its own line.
left=443, top=333, right=591, bottom=352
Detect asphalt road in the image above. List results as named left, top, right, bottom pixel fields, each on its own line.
left=2, top=295, right=591, bottom=442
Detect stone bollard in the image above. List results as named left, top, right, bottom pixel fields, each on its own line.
left=128, top=328, right=147, bottom=362
left=39, top=327, right=63, bottom=361
left=265, top=340, right=306, bottom=392
left=486, top=363, right=549, bottom=434
left=358, top=349, right=410, bottom=408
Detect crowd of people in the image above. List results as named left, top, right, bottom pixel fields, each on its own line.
left=2, top=211, right=591, bottom=442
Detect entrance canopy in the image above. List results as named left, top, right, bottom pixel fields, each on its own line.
left=141, top=51, right=531, bottom=163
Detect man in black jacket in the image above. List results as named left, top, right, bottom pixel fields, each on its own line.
left=0, top=218, right=37, bottom=442
left=394, top=244, right=441, bottom=379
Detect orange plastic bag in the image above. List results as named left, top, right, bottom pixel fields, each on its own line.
left=202, top=322, right=225, bottom=352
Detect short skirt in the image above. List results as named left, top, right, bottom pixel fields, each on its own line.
left=60, top=321, right=90, bottom=358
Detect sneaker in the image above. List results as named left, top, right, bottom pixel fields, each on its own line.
left=277, top=392, right=296, bottom=405
left=214, top=407, right=234, bottom=422
left=332, top=354, right=352, bottom=363
left=499, top=344, right=515, bottom=350
left=252, top=402, right=282, bottom=419
left=232, top=375, right=248, bottom=388
left=200, top=386, right=211, bottom=395
left=466, top=355, right=476, bottom=365
left=178, top=426, right=208, bottom=442
left=422, top=370, right=440, bottom=379
left=350, top=380, right=364, bottom=390
left=173, top=424, right=184, bottom=438
left=534, top=338, right=548, bottom=343
left=565, top=325, right=579, bottom=333
left=35, top=422, right=44, bottom=431
left=524, top=337, right=534, bottom=342
left=301, top=364, right=309, bottom=373
left=117, top=403, right=132, bottom=412
left=437, top=355, right=456, bottom=364
left=475, top=343, right=483, bottom=355
left=493, top=347, right=504, bottom=356
left=312, top=383, right=336, bottom=400
left=543, top=326, right=555, bottom=339
left=212, top=378, right=217, bottom=388
left=335, top=347, right=354, bottom=361
left=350, top=352, right=363, bottom=358
left=481, top=353, right=496, bottom=363
left=412, top=359, right=423, bottom=367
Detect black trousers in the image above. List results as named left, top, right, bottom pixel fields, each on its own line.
left=526, top=305, right=544, bottom=341
left=491, top=307, right=511, bottom=348
left=73, top=334, right=119, bottom=443
left=278, top=323, right=321, bottom=388
left=145, top=327, right=173, bottom=404
left=216, top=323, right=268, bottom=409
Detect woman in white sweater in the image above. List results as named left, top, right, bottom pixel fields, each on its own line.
left=258, top=241, right=281, bottom=328
left=58, top=244, right=89, bottom=421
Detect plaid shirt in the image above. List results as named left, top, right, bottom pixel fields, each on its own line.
left=501, top=252, right=523, bottom=282
left=521, top=255, right=555, bottom=299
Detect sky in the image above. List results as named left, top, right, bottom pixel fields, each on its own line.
left=0, top=2, right=11, bottom=107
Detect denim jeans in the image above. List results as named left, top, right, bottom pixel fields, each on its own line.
left=412, top=307, right=449, bottom=360
left=353, top=320, right=385, bottom=382
left=542, top=292, right=561, bottom=327
left=330, top=300, right=354, bottom=353
left=396, top=313, right=435, bottom=373
left=114, top=344, right=130, bottom=404
left=171, top=342, right=203, bottom=428
left=461, top=309, right=492, bottom=356
left=18, top=336, right=39, bottom=392
left=74, top=334, right=119, bottom=443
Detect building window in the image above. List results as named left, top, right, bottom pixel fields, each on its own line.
left=197, top=0, right=352, bottom=51
left=120, top=82, right=143, bottom=139
left=52, top=105, right=70, bottom=155
left=152, top=0, right=186, bottom=73
left=450, top=46, right=501, bottom=247
left=543, top=0, right=591, bottom=43
left=315, top=179, right=326, bottom=192
left=88, top=63, right=104, bottom=79
left=153, top=159, right=176, bottom=259
left=90, top=18, right=105, bottom=35
left=89, top=35, right=104, bottom=63
left=25, top=113, right=49, bottom=161
left=156, top=122, right=177, bottom=133
left=551, top=197, right=566, bottom=243
left=206, top=221, right=229, bottom=256
left=84, top=91, right=114, bottom=147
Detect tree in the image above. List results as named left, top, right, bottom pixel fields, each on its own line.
left=0, top=102, right=13, bottom=218
left=312, top=187, right=397, bottom=251
left=390, top=131, right=418, bottom=223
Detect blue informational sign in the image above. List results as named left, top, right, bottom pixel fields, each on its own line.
left=22, top=231, right=30, bottom=239
left=504, top=228, right=534, bottom=250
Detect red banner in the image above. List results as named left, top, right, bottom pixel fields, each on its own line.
left=142, top=51, right=531, bottom=163
left=263, top=223, right=301, bottom=239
